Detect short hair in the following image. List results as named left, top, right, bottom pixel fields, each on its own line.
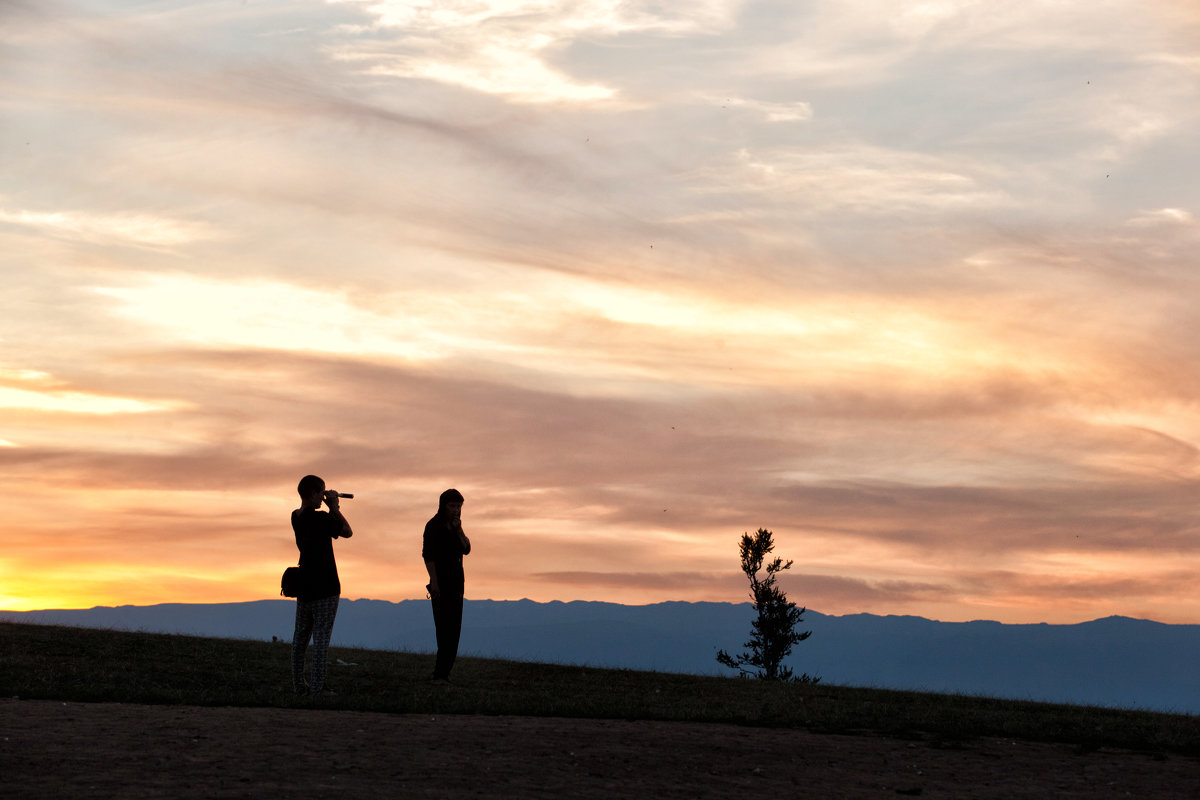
left=297, top=475, right=325, bottom=498
left=439, top=488, right=464, bottom=507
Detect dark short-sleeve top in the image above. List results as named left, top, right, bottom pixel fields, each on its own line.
left=422, top=513, right=470, bottom=595
left=292, top=508, right=342, bottom=601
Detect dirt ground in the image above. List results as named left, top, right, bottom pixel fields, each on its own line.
left=3, top=698, right=1199, bottom=799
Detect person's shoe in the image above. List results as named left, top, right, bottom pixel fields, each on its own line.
left=430, top=677, right=451, bottom=686
left=312, top=686, right=337, bottom=697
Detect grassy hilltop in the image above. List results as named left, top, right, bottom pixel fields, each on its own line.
left=2, top=621, right=1198, bottom=756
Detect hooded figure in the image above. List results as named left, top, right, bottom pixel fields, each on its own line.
left=423, top=488, right=471, bottom=684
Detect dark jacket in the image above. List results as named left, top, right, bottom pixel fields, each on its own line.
left=422, top=512, right=470, bottom=595
left=292, top=508, right=342, bottom=601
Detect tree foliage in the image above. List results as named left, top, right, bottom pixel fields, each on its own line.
left=716, top=528, right=818, bottom=683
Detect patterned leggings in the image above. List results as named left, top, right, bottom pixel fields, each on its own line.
left=292, top=595, right=340, bottom=693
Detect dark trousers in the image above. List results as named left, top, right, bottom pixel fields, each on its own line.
left=430, top=592, right=464, bottom=680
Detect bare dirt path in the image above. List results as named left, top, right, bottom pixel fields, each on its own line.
left=3, top=698, right=1198, bottom=798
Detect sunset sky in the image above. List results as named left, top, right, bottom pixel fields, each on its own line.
left=3, top=0, right=1200, bottom=622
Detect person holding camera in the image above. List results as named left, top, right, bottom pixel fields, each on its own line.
left=423, top=488, right=471, bottom=685
left=291, top=474, right=353, bottom=696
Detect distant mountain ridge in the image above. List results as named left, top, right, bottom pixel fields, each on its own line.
left=4, top=599, right=1198, bottom=715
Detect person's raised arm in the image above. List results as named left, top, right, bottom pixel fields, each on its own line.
left=324, top=490, right=353, bottom=538
left=449, top=516, right=470, bottom=555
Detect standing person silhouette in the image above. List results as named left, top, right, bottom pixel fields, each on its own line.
left=291, top=474, right=353, bottom=697
left=423, top=488, right=471, bottom=685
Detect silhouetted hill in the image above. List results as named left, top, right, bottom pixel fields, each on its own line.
left=4, top=600, right=1197, bottom=713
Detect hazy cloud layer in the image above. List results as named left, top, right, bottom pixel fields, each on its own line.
left=3, top=0, right=1199, bottom=621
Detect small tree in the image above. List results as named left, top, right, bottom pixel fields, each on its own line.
left=717, top=528, right=818, bottom=682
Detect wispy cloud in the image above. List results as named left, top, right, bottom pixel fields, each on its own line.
left=0, top=365, right=184, bottom=417
left=0, top=207, right=222, bottom=249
